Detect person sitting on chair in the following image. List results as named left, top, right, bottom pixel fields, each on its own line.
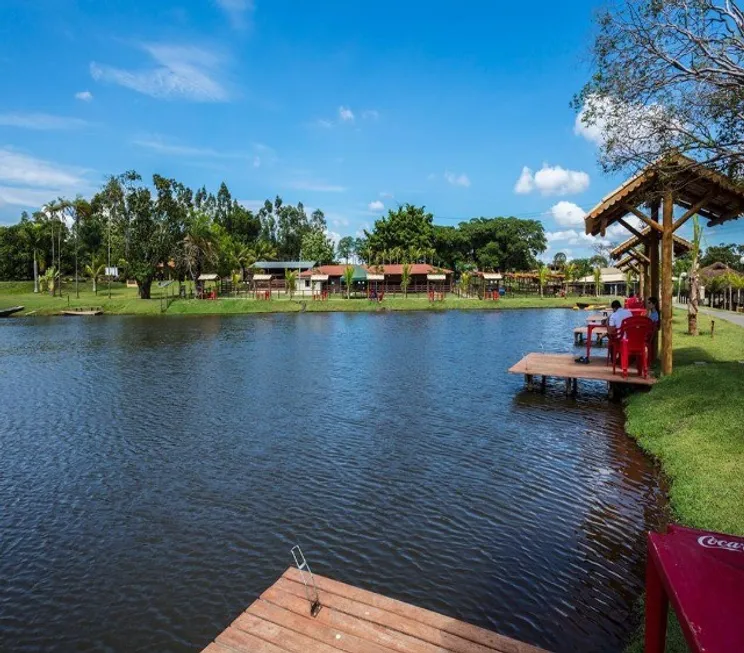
left=608, top=299, right=633, bottom=336
left=646, top=296, right=660, bottom=326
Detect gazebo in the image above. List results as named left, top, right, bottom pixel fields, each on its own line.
left=584, top=155, right=744, bottom=374
left=611, top=227, right=692, bottom=297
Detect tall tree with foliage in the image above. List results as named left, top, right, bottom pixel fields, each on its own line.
left=337, top=236, right=355, bottom=263
left=593, top=266, right=603, bottom=298
left=365, top=205, right=435, bottom=260
left=401, top=263, right=411, bottom=298
left=300, top=229, right=335, bottom=265
left=575, top=0, right=744, bottom=176
left=537, top=265, right=550, bottom=298
left=285, top=269, right=298, bottom=300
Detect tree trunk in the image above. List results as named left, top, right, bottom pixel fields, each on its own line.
left=93, top=278, right=97, bottom=294
left=138, top=278, right=153, bottom=299
left=33, top=251, right=39, bottom=293
left=689, top=277, right=700, bottom=337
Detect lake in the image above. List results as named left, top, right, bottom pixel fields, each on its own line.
left=0, top=309, right=667, bottom=653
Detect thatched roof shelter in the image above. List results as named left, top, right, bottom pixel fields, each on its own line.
left=583, top=155, right=744, bottom=375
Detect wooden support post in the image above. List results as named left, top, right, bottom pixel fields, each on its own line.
left=565, top=377, right=571, bottom=396
left=525, top=374, right=533, bottom=391
left=649, top=201, right=660, bottom=300
left=572, top=378, right=578, bottom=396
left=661, top=190, right=674, bottom=376
left=541, top=376, right=547, bottom=393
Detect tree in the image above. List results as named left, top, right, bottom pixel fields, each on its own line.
left=537, top=265, right=549, bottom=298
left=589, top=254, right=609, bottom=268
left=401, top=263, right=411, bottom=298
left=85, top=254, right=106, bottom=294
left=459, top=218, right=546, bottom=271
left=575, top=0, right=744, bottom=177
left=285, top=269, right=298, bottom=299
left=700, top=244, right=744, bottom=271
left=337, top=236, right=355, bottom=263
left=19, top=217, right=45, bottom=292
left=552, top=252, right=567, bottom=270
left=365, top=205, right=435, bottom=260
left=593, top=266, right=603, bottom=298
left=342, top=265, right=355, bottom=299
left=300, top=229, right=335, bottom=265
left=180, top=210, right=220, bottom=288
left=40, top=266, right=58, bottom=295
left=688, top=216, right=704, bottom=335
left=564, top=262, right=578, bottom=293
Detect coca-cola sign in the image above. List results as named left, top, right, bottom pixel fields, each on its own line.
left=697, top=535, right=744, bottom=553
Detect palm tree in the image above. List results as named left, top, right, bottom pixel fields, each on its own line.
left=688, top=216, right=703, bottom=335
left=460, top=271, right=472, bottom=297
left=390, top=246, right=403, bottom=264
left=21, top=219, right=45, bottom=293
left=401, top=262, right=412, bottom=298
left=342, top=265, right=355, bottom=299
left=407, top=246, right=422, bottom=264
left=537, top=264, right=549, bottom=298
left=564, top=262, right=577, bottom=294
left=625, top=269, right=636, bottom=296
left=285, top=269, right=298, bottom=299
left=593, top=266, right=603, bottom=298
left=180, top=211, right=219, bottom=287
left=40, top=266, right=58, bottom=295
left=85, top=254, right=106, bottom=294
left=43, top=199, right=67, bottom=297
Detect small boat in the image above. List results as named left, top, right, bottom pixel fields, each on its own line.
left=62, top=308, right=103, bottom=316
left=0, top=306, right=24, bottom=317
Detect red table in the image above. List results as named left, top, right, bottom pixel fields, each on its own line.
left=585, top=314, right=608, bottom=358
left=645, top=524, right=744, bottom=653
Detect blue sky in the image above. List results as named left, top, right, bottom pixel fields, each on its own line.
left=2, top=0, right=743, bottom=258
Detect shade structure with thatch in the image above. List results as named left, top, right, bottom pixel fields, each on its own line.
left=585, top=155, right=744, bottom=375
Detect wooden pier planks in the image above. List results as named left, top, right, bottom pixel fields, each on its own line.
left=202, top=568, right=550, bottom=653
left=508, top=353, right=655, bottom=386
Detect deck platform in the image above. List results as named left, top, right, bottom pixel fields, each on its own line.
left=509, top=353, right=655, bottom=392
left=201, top=567, right=549, bottom=653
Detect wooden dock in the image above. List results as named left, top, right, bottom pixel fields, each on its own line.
left=0, top=305, right=23, bottom=317
left=509, top=353, right=655, bottom=394
left=201, top=567, right=549, bottom=653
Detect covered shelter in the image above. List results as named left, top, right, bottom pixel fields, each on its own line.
left=574, top=267, right=627, bottom=296
left=473, top=272, right=503, bottom=299
left=584, top=155, right=744, bottom=374
left=197, top=273, right=219, bottom=299
left=299, top=264, right=368, bottom=297
left=610, top=227, right=692, bottom=298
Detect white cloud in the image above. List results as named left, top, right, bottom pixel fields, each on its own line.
left=253, top=155, right=261, bottom=168
left=546, top=229, right=610, bottom=247
left=574, top=94, right=677, bottom=150
left=368, top=200, right=384, bottom=211
left=0, top=148, right=84, bottom=187
left=444, top=171, right=471, bottom=188
left=74, top=90, right=93, bottom=102
left=362, top=109, right=379, bottom=120
left=90, top=43, right=229, bottom=102
left=338, top=106, right=354, bottom=122
left=0, top=148, right=90, bottom=210
left=315, top=119, right=333, bottom=129
left=238, top=199, right=265, bottom=212
left=0, top=112, right=87, bottom=130
left=214, top=0, right=254, bottom=28
left=514, top=166, right=534, bottom=194
left=514, top=164, right=589, bottom=196
left=134, top=137, right=274, bottom=165
left=326, top=230, right=342, bottom=246
left=379, top=191, right=393, bottom=199
left=549, top=201, right=585, bottom=227
left=288, top=179, right=346, bottom=193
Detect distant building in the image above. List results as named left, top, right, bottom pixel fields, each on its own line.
left=575, top=267, right=627, bottom=295
left=251, top=261, right=316, bottom=280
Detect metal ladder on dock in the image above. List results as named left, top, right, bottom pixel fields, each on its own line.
left=291, top=545, right=322, bottom=617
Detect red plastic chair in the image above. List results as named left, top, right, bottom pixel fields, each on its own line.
left=612, top=316, right=655, bottom=378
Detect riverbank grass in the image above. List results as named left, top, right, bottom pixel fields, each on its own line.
left=0, top=281, right=620, bottom=316
left=624, top=311, right=744, bottom=653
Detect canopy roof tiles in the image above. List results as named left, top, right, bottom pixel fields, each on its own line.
left=611, top=227, right=693, bottom=260
left=585, top=155, right=744, bottom=236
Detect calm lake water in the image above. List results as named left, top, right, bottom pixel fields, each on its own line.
left=0, top=310, right=667, bottom=653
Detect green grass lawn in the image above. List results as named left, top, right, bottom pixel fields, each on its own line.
left=624, top=310, right=744, bottom=653
left=0, top=281, right=620, bottom=316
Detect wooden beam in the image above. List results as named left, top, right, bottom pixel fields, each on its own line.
left=661, top=190, right=674, bottom=376
left=707, top=208, right=744, bottom=227
left=616, top=217, right=648, bottom=241
left=672, top=192, right=717, bottom=232
left=649, top=201, right=661, bottom=302
left=628, top=249, right=651, bottom=265
left=622, top=203, right=665, bottom=233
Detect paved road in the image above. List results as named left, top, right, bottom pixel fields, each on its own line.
left=674, top=303, right=744, bottom=328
